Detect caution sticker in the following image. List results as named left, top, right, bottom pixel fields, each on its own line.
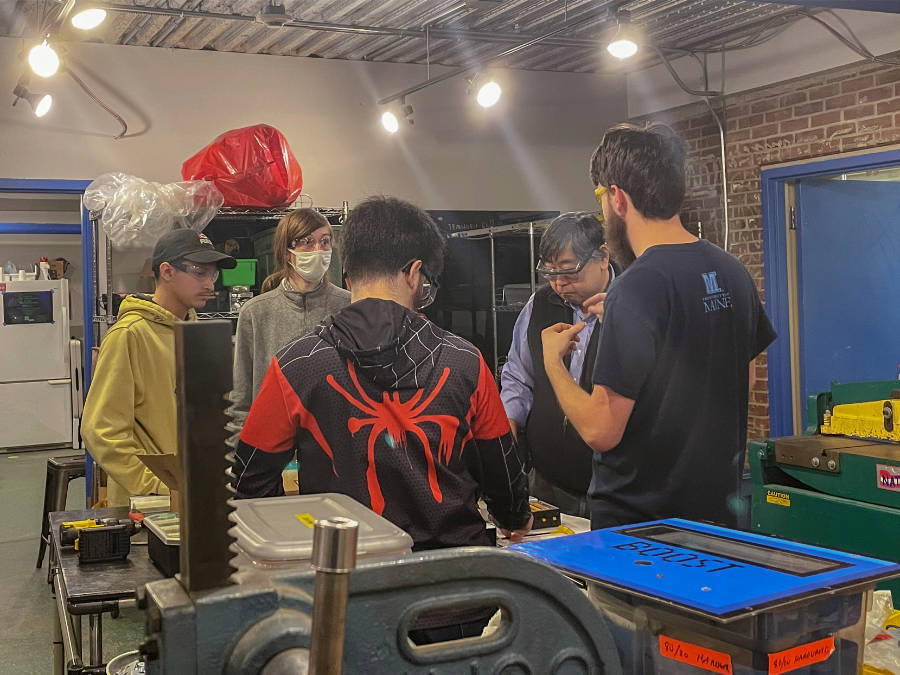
left=295, top=513, right=316, bottom=528
left=768, top=636, right=834, bottom=674
left=766, top=490, right=791, bottom=507
left=658, top=635, right=733, bottom=674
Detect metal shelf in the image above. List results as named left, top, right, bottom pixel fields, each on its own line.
left=197, top=312, right=239, bottom=320
left=448, top=220, right=551, bottom=239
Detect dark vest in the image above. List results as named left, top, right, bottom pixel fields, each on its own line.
left=525, top=286, right=600, bottom=494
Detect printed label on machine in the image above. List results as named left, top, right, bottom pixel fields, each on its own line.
left=658, top=635, right=733, bottom=674
left=768, top=636, right=834, bottom=674
left=766, top=489, right=791, bottom=507
left=876, top=464, right=900, bottom=491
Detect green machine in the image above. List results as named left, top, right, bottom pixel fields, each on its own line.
left=750, top=380, right=900, bottom=598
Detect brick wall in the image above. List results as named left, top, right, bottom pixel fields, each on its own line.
left=632, top=57, right=900, bottom=440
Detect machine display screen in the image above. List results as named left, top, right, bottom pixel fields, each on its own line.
left=619, top=524, right=848, bottom=577
left=2, top=291, right=53, bottom=325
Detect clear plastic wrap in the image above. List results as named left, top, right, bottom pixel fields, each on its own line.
left=864, top=590, right=900, bottom=675
left=83, top=172, right=223, bottom=248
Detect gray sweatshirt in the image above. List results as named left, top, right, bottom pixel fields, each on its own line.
left=226, top=278, right=351, bottom=447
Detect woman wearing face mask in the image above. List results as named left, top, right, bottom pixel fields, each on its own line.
left=227, top=208, right=351, bottom=447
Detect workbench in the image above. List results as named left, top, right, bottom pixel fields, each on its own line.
left=49, top=507, right=163, bottom=674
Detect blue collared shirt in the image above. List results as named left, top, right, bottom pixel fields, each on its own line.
left=500, top=267, right=615, bottom=425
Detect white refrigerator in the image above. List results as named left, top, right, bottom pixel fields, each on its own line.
left=0, top=279, right=82, bottom=450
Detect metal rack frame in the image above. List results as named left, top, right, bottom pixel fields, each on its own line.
left=449, top=220, right=550, bottom=375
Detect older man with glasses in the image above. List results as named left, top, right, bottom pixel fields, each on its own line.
left=82, top=229, right=235, bottom=506
left=500, top=212, right=616, bottom=518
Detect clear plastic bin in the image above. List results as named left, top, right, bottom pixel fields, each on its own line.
left=229, top=493, right=413, bottom=571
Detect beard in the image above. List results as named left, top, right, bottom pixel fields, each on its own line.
left=604, top=208, right=636, bottom=269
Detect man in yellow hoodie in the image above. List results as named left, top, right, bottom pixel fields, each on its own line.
left=82, top=229, right=235, bottom=507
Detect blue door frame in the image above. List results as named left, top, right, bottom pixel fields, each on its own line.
left=760, top=148, right=900, bottom=438
left=0, top=178, right=95, bottom=496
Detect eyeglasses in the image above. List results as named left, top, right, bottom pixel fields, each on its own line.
left=291, top=235, right=333, bottom=251
left=402, top=259, right=441, bottom=310
left=594, top=184, right=608, bottom=206
left=173, top=261, right=219, bottom=282
left=536, top=254, right=598, bottom=281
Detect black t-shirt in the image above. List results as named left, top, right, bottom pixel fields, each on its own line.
left=590, top=239, right=776, bottom=529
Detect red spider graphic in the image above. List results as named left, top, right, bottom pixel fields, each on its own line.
left=326, top=362, right=459, bottom=515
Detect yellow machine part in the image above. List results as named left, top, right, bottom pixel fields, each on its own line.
left=821, top=399, right=900, bottom=442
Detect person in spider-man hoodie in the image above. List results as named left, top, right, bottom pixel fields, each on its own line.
left=232, top=195, right=533, bottom=554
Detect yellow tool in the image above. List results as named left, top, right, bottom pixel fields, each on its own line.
left=821, top=397, right=900, bottom=442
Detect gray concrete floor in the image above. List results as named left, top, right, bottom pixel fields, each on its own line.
left=0, top=449, right=144, bottom=674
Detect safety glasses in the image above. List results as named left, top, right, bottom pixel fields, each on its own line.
left=173, top=261, right=219, bottom=283
left=536, top=254, right=596, bottom=281
left=402, top=259, right=440, bottom=310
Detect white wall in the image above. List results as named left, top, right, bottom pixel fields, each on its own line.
left=1, top=38, right=627, bottom=214
left=627, top=9, right=900, bottom=118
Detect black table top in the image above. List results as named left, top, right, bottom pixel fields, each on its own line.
left=50, top=507, right=164, bottom=604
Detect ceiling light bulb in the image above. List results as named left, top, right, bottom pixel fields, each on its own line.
left=71, top=7, right=107, bottom=30
left=28, top=40, right=60, bottom=78
left=34, top=94, right=53, bottom=118
left=476, top=81, right=502, bottom=108
left=607, top=38, right=638, bottom=59
left=381, top=111, right=399, bottom=134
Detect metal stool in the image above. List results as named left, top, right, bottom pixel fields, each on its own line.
left=36, top=454, right=86, bottom=568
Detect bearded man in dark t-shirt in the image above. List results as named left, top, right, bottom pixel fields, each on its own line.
left=541, top=122, right=777, bottom=530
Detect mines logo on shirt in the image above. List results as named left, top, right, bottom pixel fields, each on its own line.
left=701, top=271, right=733, bottom=313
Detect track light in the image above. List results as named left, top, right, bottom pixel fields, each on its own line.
left=607, top=10, right=639, bottom=60
left=476, top=80, right=502, bottom=108
left=381, top=111, right=399, bottom=134
left=13, top=82, right=53, bottom=118
left=28, top=40, right=60, bottom=78
left=71, top=3, right=108, bottom=30
left=468, top=72, right=503, bottom=108
left=380, top=100, right=413, bottom=134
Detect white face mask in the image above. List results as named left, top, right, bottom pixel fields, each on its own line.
left=289, top=249, right=332, bottom=283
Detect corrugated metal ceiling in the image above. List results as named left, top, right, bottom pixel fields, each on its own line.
left=3, top=0, right=810, bottom=73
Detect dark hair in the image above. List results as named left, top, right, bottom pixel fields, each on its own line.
left=539, top=212, right=607, bottom=263
left=340, top=196, right=444, bottom=282
left=261, top=208, right=331, bottom=293
left=589, top=122, right=687, bottom=219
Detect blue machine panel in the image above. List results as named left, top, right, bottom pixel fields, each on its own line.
left=514, top=519, right=900, bottom=621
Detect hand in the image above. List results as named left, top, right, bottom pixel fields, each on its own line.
left=499, top=515, right=533, bottom=543
left=583, top=292, right=607, bottom=323
left=541, top=322, right=585, bottom=365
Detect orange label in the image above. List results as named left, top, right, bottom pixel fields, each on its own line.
left=768, top=636, right=835, bottom=675
left=658, top=635, right=733, bottom=675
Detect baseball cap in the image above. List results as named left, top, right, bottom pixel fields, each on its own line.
left=152, top=229, right=236, bottom=270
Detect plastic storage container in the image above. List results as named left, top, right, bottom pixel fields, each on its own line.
left=514, top=519, right=900, bottom=675
left=221, top=258, right=257, bottom=287
left=144, top=512, right=181, bottom=577
left=229, top=493, right=413, bottom=571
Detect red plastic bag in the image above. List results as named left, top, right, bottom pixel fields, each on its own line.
left=181, top=124, right=303, bottom=207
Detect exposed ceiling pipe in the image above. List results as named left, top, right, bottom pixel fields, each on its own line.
left=98, top=3, right=601, bottom=49
left=376, top=16, right=600, bottom=106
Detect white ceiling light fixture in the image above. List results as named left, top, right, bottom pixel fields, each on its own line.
left=12, top=82, right=53, bottom=118
left=607, top=9, right=639, bottom=60
left=71, top=3, right=108, bottom=30
left=476, top=80, right=502, bottom=108
left=381, top=110, right=399, bottom=134
left=380, top=100, right=413, bottom=134
left=28, top=39, right=60, bottom=78
left=468, top=72, right=504, bottom=109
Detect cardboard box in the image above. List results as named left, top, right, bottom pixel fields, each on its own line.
left=138, top=454, right=182, bottom=513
